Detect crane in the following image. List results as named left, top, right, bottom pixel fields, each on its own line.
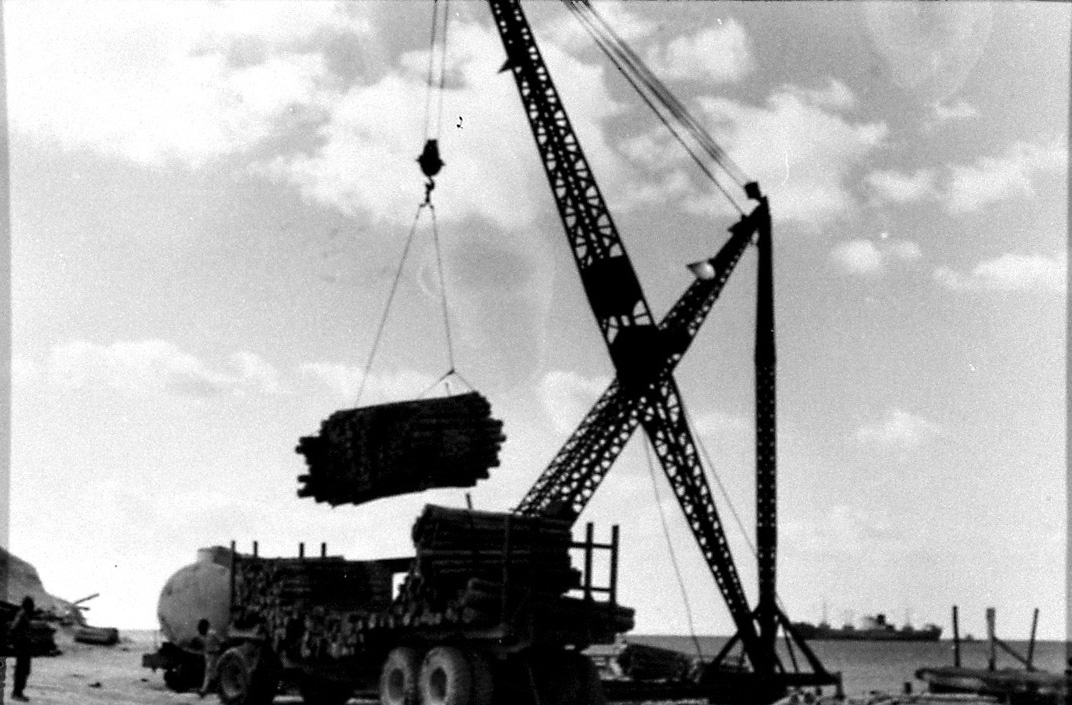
left=487, top=0, right=838, bottom=700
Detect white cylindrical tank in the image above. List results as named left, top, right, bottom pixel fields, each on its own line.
left=157, top=547, right=232, bottom=649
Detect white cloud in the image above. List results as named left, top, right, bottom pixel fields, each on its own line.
left=267, top=20, right=629, bottom=228
left=5, top=2, right=356, bottom=166
left=41, top=340, right=281, bottom=397
left=866, top=168, right=937, bottom=204
left=831, top=238, right=923, bottom=276
left=537, top=370, right=611, bottom=435
left=945, top=140, right=1067, bottom=213
left=644, top=20, right=755, bottom=84
left=932, top=99, right=978, bottom=123
left=855, top=408, right=941, bottom=449
left=795, top=78, right=857, bottom=112
left=934, top=252, right=1067, bottom=293
left=832, top=240, right=884, bottom=276
left=694, top=87, right=886, bottom=226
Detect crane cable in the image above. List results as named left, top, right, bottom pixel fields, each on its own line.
left=563, top=0, right=751, bottom=214
left=568, top=0, right=750, bottom=185
left=422, top=0, right=452, bottom=141
left=642, top=437, right=705, bottom=661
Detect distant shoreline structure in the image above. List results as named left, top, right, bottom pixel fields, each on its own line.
left=792, top=614, right=943, bottom=642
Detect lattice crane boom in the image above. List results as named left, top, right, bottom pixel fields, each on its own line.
left=488, top=0, right=768, bottom=669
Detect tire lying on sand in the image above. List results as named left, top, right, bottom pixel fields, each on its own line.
left=380, top=646, right=422, bottom=705
left=216, top=643, right=279, bottom=705
left=418, top=646, right=494, bottom=705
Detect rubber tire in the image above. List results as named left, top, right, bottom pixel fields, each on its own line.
left=298, top=676, right=353, bottom=705
left=217, top=644, right=279, bottom=705
left=419, top=646, right=472, bottom=705
left=380, top=646, right=422, bottom=705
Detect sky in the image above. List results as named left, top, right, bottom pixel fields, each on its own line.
left=2, top=1, right=1068, bottom=642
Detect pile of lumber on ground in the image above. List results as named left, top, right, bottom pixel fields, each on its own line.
left=616, top=642, right=697, bottom=681
left=295, top=392, right=505, bottom=507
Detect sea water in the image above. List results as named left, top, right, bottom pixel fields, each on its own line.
left=628, top=635, right=1070, bottom=698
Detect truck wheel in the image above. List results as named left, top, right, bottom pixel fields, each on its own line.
left=298, top=676, right=353, bottom=705
left=526, top=649, right=605, bottom=705
left=380, top=646, right=422, bottom=705
left=419, top=646, right=477, bottom=705
left=217, top=644, right=279, bottom=705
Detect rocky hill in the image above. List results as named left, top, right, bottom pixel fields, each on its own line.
left=0, top=546, right=77, bottom=619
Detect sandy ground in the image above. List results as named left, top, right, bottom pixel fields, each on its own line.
left=1, top=630, right=338, bottom=705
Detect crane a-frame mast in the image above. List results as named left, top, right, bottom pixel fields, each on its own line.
left=486, top=0, right=772, bottom=673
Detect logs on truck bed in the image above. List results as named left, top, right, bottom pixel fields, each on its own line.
left=409, top=505, right=577, bottom=598
left=296, top=392, right=506, bottom=507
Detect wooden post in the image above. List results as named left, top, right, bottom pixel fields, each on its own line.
left=299, top=542, right=305, bottom=559
left=229, top=540, right=237, bottom=621
left=953, top=605, right=961, bottom=668
left=987, top=607, right=997, bottom=671
left=253, top=540, right=259, bottom=558
left=609, top=525, right=619, bottom=607
left=583, top=523, right=594, bottom=602
left=1026, top=608, right=1039, bottom=670
left=321, top=542, right=327, bottom=558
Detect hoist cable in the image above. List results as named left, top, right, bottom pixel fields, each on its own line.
left=422, top=0, right=442, bottom=139
left=564, top=3, right=743, bottom=213
left=429, top=204, right=457, bottom=373
left=564, top=1, right=751, bottom=211
left=356, top=203, right=427, bottom=406
left=434, top=0, right=452, bottom=140
left=572, top=0, right=750, bottom=186
left=643, top=437, right=705, bottom=660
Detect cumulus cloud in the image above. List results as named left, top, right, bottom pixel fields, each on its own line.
left=694, top=85, right=887, bottom=226
left=42, top=340, right=281, bottom=397
left=855, top=408, right=941, bottom=449
left=934, top=252, right=1067, bottom=293
left=866, top=168, right=937, bottom=204
left=537, top=370, right=611, bottom=435
left=945, top=140, right=1066, bottom=213
left=5, top=2, right=356, bottom=166
left=267, top=20, right=629, bottom=228
left=831, top=238, right=922, bottom=276
left=644, top=20, right=755, bottom=84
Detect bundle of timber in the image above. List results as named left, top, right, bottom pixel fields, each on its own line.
left=410, top=505, right=578, bottom=599
left=233, top=555, right=400, bottom=659
left=616, top=642, right=697, bottom=682
left=296, top=392, right=505, bottom=507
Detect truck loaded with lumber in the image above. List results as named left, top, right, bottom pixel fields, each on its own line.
left=144, top=393, right=634, bottom=705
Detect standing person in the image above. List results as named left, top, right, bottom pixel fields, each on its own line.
left=196, top=619, right=221, bottom=698
left=10, top=596, right=34, bottom=702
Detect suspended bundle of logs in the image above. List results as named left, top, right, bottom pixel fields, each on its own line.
left=295, top=392, right=506, bottom=507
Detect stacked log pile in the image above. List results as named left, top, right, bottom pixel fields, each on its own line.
left=616, top=642, right=697, bottom=682
left=295, top=392, right=506, bottom=507
left=232, top=556, right=398, bottom=661
left=390, top=505, right=634, bottom=639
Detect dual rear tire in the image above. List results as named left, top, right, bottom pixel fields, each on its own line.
left=379, top=646, right=493, bottom=705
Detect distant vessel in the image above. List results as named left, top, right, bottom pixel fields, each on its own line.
left=792, top=614, right=942, bottom=641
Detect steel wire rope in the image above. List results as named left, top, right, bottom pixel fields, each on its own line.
left=355, top=203, right=426, bottom=406
left=563, top=1, right=749, bottom=213
left=570, top=0, right=751, bottom=186
left=422, top=0, right=447, bottom=139
left=434, top=0, right=452, bottom=141
left=642, top=435, right=706, bottom=661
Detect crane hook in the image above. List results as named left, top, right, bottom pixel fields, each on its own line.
left=418, top=139, right=445, bottom=204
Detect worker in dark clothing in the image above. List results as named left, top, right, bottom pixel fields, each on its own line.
left=10, top=596, right=34, bottom=702
left=196, top=618, right=221, bottom=698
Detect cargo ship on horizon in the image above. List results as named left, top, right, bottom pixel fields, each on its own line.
left=792, top=613, right=943, bottom=641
